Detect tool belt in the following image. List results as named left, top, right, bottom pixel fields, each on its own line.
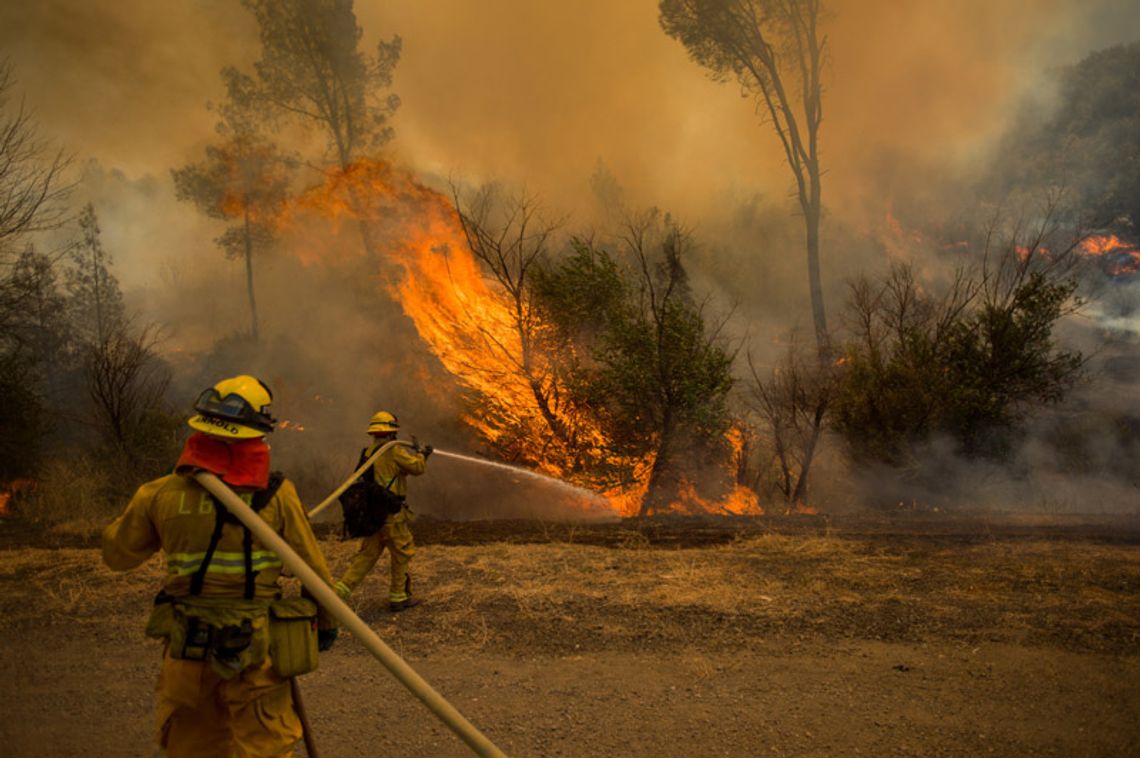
left=147, top=594, right=319, bottom=679
left=144, top=474, right=319, bottom=678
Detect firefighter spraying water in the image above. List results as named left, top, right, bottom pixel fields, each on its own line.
left=430, top=449, right=611, bottom=505
left=308, top=445, right=613, bottom=521
left=334, top=410, right=428, bottom=610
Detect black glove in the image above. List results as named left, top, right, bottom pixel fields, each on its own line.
left=318, top=628, right=338, bottom=652
left=422, top=444, right=433, bottom=459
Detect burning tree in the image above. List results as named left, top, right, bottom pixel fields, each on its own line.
left=536, top=213, right=737, bottom=515
left=280, top=160, right=752, bottom=515
left=449, top=184, right=596, bottom=468
left=660, top=0, right=830, bottom=354
left=227, top=0, right=402, bottom=259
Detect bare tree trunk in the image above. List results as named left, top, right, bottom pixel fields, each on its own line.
left=528, top=376, right=572, bottom=447
left=773, top=422, right=793, bottom=501
left=243, top=211, right=260, bottom=342
left=805, top=188, right=828, bottom=356
left=640, top=413, right=677, bottom=517
left=92, top=244, right=105, bottom=345
left=790, top=403, right=825, bottom=505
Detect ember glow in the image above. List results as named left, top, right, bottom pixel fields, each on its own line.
left=291, top=159, right=764, bottom=517
left=1078, top=234, right=1140, bottom=277
left=0, top=480, right=36, bottom=519
left=675, top=479, right=762, bottom=516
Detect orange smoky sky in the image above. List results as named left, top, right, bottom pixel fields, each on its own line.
left=1, top=0, right=1137, bottom=225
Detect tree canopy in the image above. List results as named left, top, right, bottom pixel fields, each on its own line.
left=229, top=0, right=402, bottom=168
left=535, top=215, right=736, bottom=513
left=993, top=40, right=1140, bottom=230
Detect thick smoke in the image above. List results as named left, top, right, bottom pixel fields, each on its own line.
left=3, top=0, right=1138, bottom=516
left=6, top=0, right=1138, bottom=221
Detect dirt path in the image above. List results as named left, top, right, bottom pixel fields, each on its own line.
left=1, top=517, right=1138, bottom=756
left=2, top=633, right=1137, bottom=756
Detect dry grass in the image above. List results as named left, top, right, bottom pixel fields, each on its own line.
left=18, top=458, right=123, bottom=535
left=321, top=533, right=1140, bottom=652
left=0, top=548, right=163, bottom=627
left=4, top=532, right=1138, bottom=655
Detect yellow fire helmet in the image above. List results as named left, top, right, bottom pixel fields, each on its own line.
left=188, top=375, right=277, bottom=440
left=366, top=410, right=399, bottom=435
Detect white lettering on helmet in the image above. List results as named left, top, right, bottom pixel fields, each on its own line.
left=202, top=416, right=242, bottom=435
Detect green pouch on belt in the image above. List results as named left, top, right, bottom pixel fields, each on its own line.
left=268, top=597, right=319, bottom=678
left=166, top=599, right=270, bottom=679
left=145, top=595, right=176, bottom=639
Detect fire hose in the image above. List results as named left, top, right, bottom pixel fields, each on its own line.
left=306, top=439, right=407, bottom=519
left=193, top=470, right=506, bottom=758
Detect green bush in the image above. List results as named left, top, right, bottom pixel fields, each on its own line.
left=833, top=261, right=1083, bottom=465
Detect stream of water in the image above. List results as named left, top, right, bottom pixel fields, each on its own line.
left=432, top=449, right=609, bottom=506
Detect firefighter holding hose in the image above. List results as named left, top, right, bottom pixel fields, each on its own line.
left=335, top=410, right=431, bottom=611
left=101, top=375, right=338, bottom=757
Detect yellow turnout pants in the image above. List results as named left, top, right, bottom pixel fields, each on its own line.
left=157, top=653, right=301, bottom=758
left=338, top=507, right=415, bottom=601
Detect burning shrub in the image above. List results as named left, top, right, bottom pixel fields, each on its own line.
left=534, top=213, right=736, bottom=515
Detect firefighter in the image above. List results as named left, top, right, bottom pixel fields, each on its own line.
left=102, top=374, right=338, bottom=757
left=335, top=410, right=431, bottom=611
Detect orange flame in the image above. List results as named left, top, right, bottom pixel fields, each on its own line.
left=0, top=479, right=36, bottom=518
left=290, top=159, right=762, bottom=517
left=210, top=137, right=292, bottom=226
left=1078, top=234, right=1140, bottom=276
left=674, top=479, right=763, bottom=516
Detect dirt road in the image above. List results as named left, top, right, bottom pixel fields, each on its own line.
left=1, top=514, right=1138, bottom=756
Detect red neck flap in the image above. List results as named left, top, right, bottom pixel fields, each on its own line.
left=175, top=432, right=271, bottom=489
